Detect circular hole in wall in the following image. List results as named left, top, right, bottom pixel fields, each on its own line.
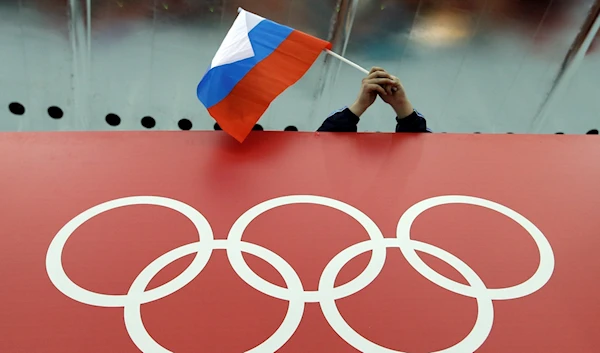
left=105, top=113, right=121, bottom=127
left=141, top=116, right=156, bottom=129
left=9, top=102, right=25, bottom=115
left=587, top=129, right=599, bottom=135
left=252, top=124, right=263, bottom=131
left=178, top=119, right=192, bottom=131
left=214, top=122, right=222, bottom=131
left=48, top=106, right=63, bottom=119
left=284, top=125, right=298, bottom=131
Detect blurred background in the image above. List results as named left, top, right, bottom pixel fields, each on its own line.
left=0, top=0, right=598, bottom=134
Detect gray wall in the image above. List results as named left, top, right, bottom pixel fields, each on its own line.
left=0, top=0, right=599, bottom=134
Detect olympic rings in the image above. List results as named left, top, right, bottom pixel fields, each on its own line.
left=46, top=194, right=555, bottom=353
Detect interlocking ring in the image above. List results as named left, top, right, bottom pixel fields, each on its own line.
left=46, top=194, right=555, bottom=353
left=45, top=196, right=215, bottom=307
left=226, top=195, right=386, bottom=303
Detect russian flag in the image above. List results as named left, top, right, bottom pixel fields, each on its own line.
left=197, top=8, right=331, bottom=142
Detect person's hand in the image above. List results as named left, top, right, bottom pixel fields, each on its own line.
left=379, top=73, right=414, bottom=119
left=349, top=67, right=396, bottom=117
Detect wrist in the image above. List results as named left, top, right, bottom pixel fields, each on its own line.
left=391, top=99, right=414, bottom=119
left=349, top=101, right=368, bottom=118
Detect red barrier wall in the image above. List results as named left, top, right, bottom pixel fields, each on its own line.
left=1, top=131, right=599, bottom=353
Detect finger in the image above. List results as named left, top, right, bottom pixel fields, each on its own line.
left=369, top=66, right=386, bottom=74
left=385, top=84, right=394, bottom=95
left=364, top=83, right=387, bottom=96
left=370, top=72, right=392, bottom=81
left=364, top=77, right=395, bottom=86
left=387, top=79, right=401, bottom=90
left=368, top=70, right=391, bottom=79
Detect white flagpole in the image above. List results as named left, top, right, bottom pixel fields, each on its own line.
left=324, top=49, right=369, bottom=74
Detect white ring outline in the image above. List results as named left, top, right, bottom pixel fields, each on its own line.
left=45, top=196, right=214, bottom=307
left=226, top=195, right=387, bottom=303
left=43, top=194, right=556, bottom=353
left=124, top=240, right=305, bottom=353
left=319, top=238, right=494, bottom=353
left=397, top=195, right=555, bottom=300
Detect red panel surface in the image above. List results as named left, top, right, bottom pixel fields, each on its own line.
left=0, top=131, right=599, bottom=353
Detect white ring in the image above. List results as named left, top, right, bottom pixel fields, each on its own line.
left=45, top=196, right=214, bottom=307
left=45, top=194, right=555, bottom=353
left=124, top=240, right=304, bottom=353
left=319, top=238, right=494, bottom=353
left=226, top=195, right=386, bottom=302
left=396, top=195, right=555, bottom=300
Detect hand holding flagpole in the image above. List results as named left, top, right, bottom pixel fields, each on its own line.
left=324, top=49, right=398, bottom=93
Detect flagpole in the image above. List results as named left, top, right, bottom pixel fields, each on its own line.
left=324, top=49, right=398, bottom=92
left=324, top=49, right=369, bottom=74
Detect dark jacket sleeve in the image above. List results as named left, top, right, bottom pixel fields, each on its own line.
left=395, top=110, right=431, bottom=133
left=318, top=107, right=430, bottom=133
left=317, top=108, right=360, bottom=132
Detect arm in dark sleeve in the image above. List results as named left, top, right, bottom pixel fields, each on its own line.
left=395, top=110, right=431, bottom=133
left=318, top=107, right=431, bottom=133
left=317, top=108, right=359, bottom=132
